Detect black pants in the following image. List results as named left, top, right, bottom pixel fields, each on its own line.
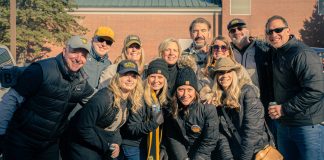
left=3, top=129, right=59, bottom=160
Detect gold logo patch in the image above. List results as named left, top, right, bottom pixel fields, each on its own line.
left=81, top=38, right=88, bottom=44
left=231, top=19, right=239, bottom=25
left=185, top=81, right=190, bottom=85
left=191, top=125, right=201, bottom=133
left=123, top=62, right=136, bottom=68
left=157, top=70, right=161, bottom=74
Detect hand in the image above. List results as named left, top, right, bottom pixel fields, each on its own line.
left=152, top=111, right=164, bottom=125
left=268, top=105, right=283, bottom=119
left=110, top=143, right=120, bottom=159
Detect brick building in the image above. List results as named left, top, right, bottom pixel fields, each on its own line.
left=50, top=0, right=320, bottom=63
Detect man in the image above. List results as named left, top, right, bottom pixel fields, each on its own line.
left=227, top=18, right=273, bottom=106
left=0, top=35, right=94, bottom=160
left=227, top=18, right=276, bottom=136
left=182, top=17, right=212, bottom=68
left=84, top=26, right=114, bottom=89
left=68, top=26, right=115, bottom=119
left=266, top=15, right=324, bottom=160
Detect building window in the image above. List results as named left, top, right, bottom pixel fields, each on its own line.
left=319, top=0, right=324, bottom=15
left=230, top=0, right=251, bottom=15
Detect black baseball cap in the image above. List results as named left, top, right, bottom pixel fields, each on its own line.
left=227, top=18, right=247, bottom=30
left=117, top=60, right=139, bottom=75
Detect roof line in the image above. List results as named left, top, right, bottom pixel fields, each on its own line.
left=73, top=7, right=222, bottom=12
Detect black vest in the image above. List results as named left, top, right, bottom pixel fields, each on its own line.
left=11, top=54, right=93, bottom=140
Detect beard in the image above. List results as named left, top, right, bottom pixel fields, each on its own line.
left=232, top=32, right=249, bottom=46
left=193, top=39, right=207, bottom=49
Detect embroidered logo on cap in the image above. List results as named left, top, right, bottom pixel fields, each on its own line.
left=157, top=70, right=161, bottom=74
left=185, top=81, right=190, bottom=85
left=123, top=62, right=136, bottom=68
left=231, top=19, right=239, bottom=25
left=81, top=38, right=88, bottom=44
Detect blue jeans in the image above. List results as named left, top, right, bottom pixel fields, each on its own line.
left=277, top=123, right=324, bottom=160
left=118, top=145, right=146, bottom=160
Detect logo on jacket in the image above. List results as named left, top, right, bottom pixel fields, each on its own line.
left=191, top=124, right=201, bottom=133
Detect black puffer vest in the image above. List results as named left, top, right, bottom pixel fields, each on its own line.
left=10, top=54, right=93, bottom=140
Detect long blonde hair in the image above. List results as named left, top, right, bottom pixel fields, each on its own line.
left=211, top=70, right=240, bottom=110
left=143, top=77, right=168, bottom=107
left=109, top=73, right=144, bottom=112
left=211, top=66, right=258, bottom=111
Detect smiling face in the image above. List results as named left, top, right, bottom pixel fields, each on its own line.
left=266, top=19, right=290, bottom=49
left=176, top=85, right=196, bottom=107
left=212, top=40, right=230, bottom=59
left=92, top=36, right=113, bottom=57
left=162, top=42, right=180, bottom=65
left=126, top=43, right=142, bottom=62
left=119, top=72, right=138, bottom=94
left=216, top=70, right=234, bottom=90
left=228, top=25, right=249, bottom=46
left=190, top=23, right=211, bottom=49
left=148, top=73, right=165, bottom=92
left=63, top=47, right=88, bottom=72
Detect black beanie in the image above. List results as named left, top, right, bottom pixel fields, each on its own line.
left=175, top=67, right=198, bottom=92
left=147, top=58, right=169, bottom=79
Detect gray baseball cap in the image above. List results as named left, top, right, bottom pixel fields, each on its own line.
left=66, top=35, right=91, bottom=53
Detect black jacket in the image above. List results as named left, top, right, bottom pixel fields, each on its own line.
left=272, top=35, right=324, bottom=126
left=63, top=88, right=130, bottom=160
left=215, top=84, right=268, bottom=160
left=164, top=102, right=219, bottom=160
left=9, top=54, right=93, bottom=141
left=120, top=102, right=162, bottom=147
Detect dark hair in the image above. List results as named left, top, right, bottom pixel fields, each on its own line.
left=265, top=15, right=289, bottom=31
left=189, top=17, right=211, bottom=32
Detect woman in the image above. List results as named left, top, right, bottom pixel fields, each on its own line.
left=62, top=60, right=144, bottom=160
left=210, top=57, right=268, bottom=160
left=163, top=67, right=219, bottom=160
left=99, top=35, right=145, bottom=89
left=200, top=36, right=256, bottom=102
left=119, top=58, right=169, bottom=160
left=158, top=38, right=182, bottom=96
left=207, top=36, right=236, bottom=67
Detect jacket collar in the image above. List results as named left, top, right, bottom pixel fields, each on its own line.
left=90, top=46, right=109, bottom=62
left=274, top=35, right=296, bottom=53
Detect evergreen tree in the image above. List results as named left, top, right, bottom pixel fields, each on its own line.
left=300, top=3, right=324, bottom=48
left=0, top=0, right=88, bottom=65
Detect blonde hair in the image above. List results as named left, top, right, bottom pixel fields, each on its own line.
left=211, top=70, right=240, bottom=110
left=109, top=73, right=144, bottom=112
left=143, top=77, right=168, bottom=107
left=114, top=39, right=145, bottom=74
left=158, top=38, right=182, bottom=58
left=211, top=66, right=259, bottom=111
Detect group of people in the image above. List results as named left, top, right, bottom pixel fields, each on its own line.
left=0, top=14, right=323, bottom=160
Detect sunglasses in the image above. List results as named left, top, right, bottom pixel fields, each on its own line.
left=96, top=37, right=113, bottom=45
left=128, top=44, right=141, bottom=49
left=213, top=45, right=228, bottom=52
left=266, top=27, right=287, bottom=35
left=229, top=26, right=245, bottom=34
